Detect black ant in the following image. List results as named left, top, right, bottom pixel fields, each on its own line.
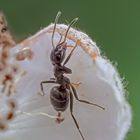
left=40, top=12, right=105, bottom=140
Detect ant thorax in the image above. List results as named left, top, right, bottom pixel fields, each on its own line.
left=53, top=64, right=72, bottom=77
left=55, top=74, right=71, bottom=88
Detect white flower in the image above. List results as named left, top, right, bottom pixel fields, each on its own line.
left=0, top=24, right=131, bottom=140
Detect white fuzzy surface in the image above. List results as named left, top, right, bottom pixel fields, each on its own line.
left=0, top=24, right=131, bottom=140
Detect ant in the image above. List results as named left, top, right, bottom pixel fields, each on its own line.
left=40, top=12, right=105, bottom=140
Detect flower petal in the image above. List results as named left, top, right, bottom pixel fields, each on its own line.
left=0, top=24, right=132, bottom=140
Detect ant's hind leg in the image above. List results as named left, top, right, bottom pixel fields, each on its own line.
left=69, top=90, right=85, bottom=140
left=70, top=84, right=105, bottom=110
left=40, top=80, right=56, bottom=96
left=63, top=40, right=79, bottom=66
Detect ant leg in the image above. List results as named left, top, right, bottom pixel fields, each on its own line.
left=70, top=84, right=105, bottom=110
left=50, top=77, right=55, bottom=80
left=63, top=40, right=79, bottom=66
left=69, top=90, right=85, bottom=140
left=40, top=80, right=56, bottom=96
left=71, top=82, right=81, bottom=88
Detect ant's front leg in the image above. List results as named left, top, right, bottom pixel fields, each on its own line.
left=70, top=84, right=105, bottom=110
left=40, top=80, right=56, bottom=96
left=63, top=40, right=79, bottom=66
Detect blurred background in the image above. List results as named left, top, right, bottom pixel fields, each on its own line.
left=0, top=0, right=139, bottom=139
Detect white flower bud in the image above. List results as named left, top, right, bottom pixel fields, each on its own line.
left=0, top=24, right=131, bottom=140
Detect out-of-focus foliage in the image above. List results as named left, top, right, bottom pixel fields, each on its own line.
left=0, top=0, right=139, bottom=139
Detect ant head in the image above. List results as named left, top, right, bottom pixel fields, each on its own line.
left=50, top=42, right=67, bottom=65
left=50, top=12, right=78, bottom=65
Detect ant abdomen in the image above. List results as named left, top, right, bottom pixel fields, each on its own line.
left=50, top=86, right=69, bottom=112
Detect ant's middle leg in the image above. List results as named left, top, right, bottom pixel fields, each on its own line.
left=40, top=80, right=56, bottom=96
left=70, top=84, right=105, bottom=110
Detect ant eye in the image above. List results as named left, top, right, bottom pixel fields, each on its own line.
left=1, top=27, right=7, bottom=33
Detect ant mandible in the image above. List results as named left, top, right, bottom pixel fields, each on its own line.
left=40, top=12, right=105, bottom=140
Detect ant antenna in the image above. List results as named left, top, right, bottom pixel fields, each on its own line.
left=52, top=11, right=62, bottom=48
left=60, top=17, right=79, bottom=45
